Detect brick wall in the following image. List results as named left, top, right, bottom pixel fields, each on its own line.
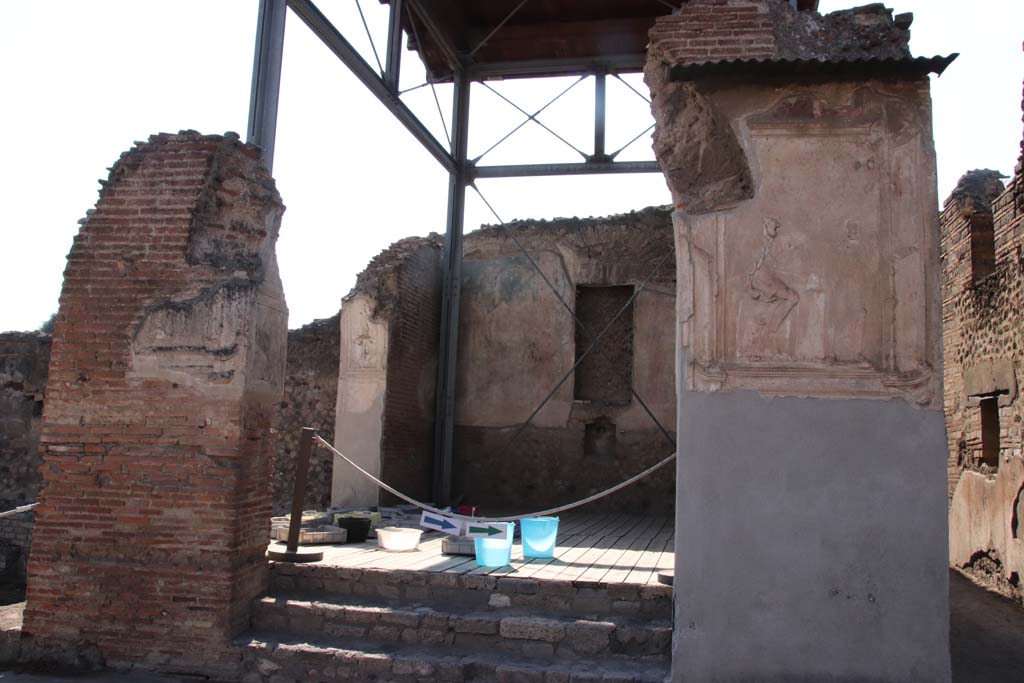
left=0, top=332, right=50, bottom=578
left=379, top=243, right=442, bottom=505
left=21, top=132, right=287, bottom=676
left=648, top=0, right=776, bottom=65
left=647, top=0, right=910, bottom=69
left=941, top=170, right=1024, bottom=501
left=272, top=315, right=339, bottom=514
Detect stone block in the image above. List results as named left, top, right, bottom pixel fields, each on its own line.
left=489, top=593, right=512, bottom=608
left=606, top=585, right=639, bottom=601
left=565, top=620, right=615, bottom=655
left=436, top=658, right=466, bottom=682
left=380, top=609, right=421, bottom=628
left=538, top=581, right=574, bottom=597
left=356, top=652, right=393, bottom=674
left=461, top=575, right=498, bottom=591
left=453, top=614, right=499, bottom=634
left=392, top=657, right=435, bottom=676
left=428, top=573, right=461, bottom=588
left=497, top=578, right=539, bottom=594
left=416, top=609, right=449, bottom=629
left=500, top=616, right=566, bottom=642
left=343, top=606, right=382, bottom=625
left=615, top=626, right=649, bottom=649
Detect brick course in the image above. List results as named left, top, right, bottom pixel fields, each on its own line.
left=20, top=132, right=288, bottom=676
left=380, top=244, right=441, bottom=505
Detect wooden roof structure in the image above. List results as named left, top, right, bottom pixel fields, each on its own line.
left=386, top=0, right=821, bottom=81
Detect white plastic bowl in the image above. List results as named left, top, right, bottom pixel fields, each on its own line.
left=376, top=526, right=423, bottom=552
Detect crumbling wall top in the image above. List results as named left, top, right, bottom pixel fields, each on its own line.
left=647, top=0, right=951, bottom=81
left=945, top=169, right=1007, bottom=216
left=346, top=235, right=442, bottom=317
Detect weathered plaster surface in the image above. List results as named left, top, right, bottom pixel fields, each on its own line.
left=331, top=212, right=677, bottom=513
left=672, top=82, right=942, bottom=406
left=676, top=386, right=950, bottom=682
left=454, top=213, right=677, bottom=512
left=332, top=295, right=387, bottom=508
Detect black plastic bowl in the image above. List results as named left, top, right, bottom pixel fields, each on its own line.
left=334, top=517, right=372, bottom=543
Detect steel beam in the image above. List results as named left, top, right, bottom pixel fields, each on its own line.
left=384, top=0, right=404, bottom=89
left=432, top=70, right=470, bottom=508
left=472, top=161, right=661, bottom=179
left=287, top=0, right=455, bottom=173
left=247, top=0, right=287, bottom=171
left=594, top=72, right=607, bottom=162
left=467, top=55, right=645, bottom=81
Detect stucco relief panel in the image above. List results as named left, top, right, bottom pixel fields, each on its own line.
left=681, top=90, right=936, bottom=404
left=339, top=296, right=388, bottom=376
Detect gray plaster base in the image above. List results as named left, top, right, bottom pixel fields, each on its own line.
left=673, top=389, right=950, bottom=682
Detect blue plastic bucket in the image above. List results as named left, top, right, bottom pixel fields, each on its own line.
left=520, top=517, right=559, bottom=558
left=474, top=522, right=515, bottom=567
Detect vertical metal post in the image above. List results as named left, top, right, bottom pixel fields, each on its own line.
left=594, top=72, right=607, bottom=161
left=433, top=69, right=471, bottom=507
left=268, top=427, right=323, bottom=562
left=247, top=0, right=287, bottom=172
left=384, top=0, right=404, bottom=90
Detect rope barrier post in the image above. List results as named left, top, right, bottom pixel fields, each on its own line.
left=268, top=427, right=324, bottom=563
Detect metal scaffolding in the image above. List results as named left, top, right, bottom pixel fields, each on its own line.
left=247, top=0, right=664, bottom=506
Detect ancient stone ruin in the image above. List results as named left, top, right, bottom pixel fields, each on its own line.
left=333, top=209, right=677, bottom=515
left=20, top=132, right=288, bottom=673
left=943, top=90, right=1024, bottom=602
left=647, top=0, right=950, bottom=679
left=4, top=1, right=1020, bottom=681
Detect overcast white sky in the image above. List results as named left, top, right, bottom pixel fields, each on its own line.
left=1, top=1, right=1021, bottom=332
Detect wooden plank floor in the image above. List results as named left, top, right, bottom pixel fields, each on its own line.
left=279, top=512, right=673, bottom=586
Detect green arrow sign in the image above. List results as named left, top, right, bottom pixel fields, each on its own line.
left=465, top=523, right=510, bottom=540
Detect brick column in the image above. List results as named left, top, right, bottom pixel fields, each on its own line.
left=21, top=132, right=287, bottom=676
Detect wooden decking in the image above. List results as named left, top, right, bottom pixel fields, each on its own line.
left=270, top=512, right=673, bottom=586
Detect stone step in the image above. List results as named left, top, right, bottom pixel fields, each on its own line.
left=253, top=595, right=672, bottom=660
left=270, top=563, right=671, bottom=619
left=238, top=633, right=670, bottom=683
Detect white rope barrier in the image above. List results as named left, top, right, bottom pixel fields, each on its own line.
left=0, top=503, right=38, bottom=519
left=314, top=434, right=675, bottom=523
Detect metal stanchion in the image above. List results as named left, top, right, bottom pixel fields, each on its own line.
left=268, top=427, right=324, bottom=562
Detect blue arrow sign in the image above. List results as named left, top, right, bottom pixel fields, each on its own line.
left=420, top=511, right=465, bottom=536
left=425, top=515, right=456, bottom=530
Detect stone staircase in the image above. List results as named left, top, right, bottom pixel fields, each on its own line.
left=236, top=562, right=672, bottom=682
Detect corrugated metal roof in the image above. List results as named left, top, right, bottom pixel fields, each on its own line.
left=666, top=54, right=959, bottom=82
